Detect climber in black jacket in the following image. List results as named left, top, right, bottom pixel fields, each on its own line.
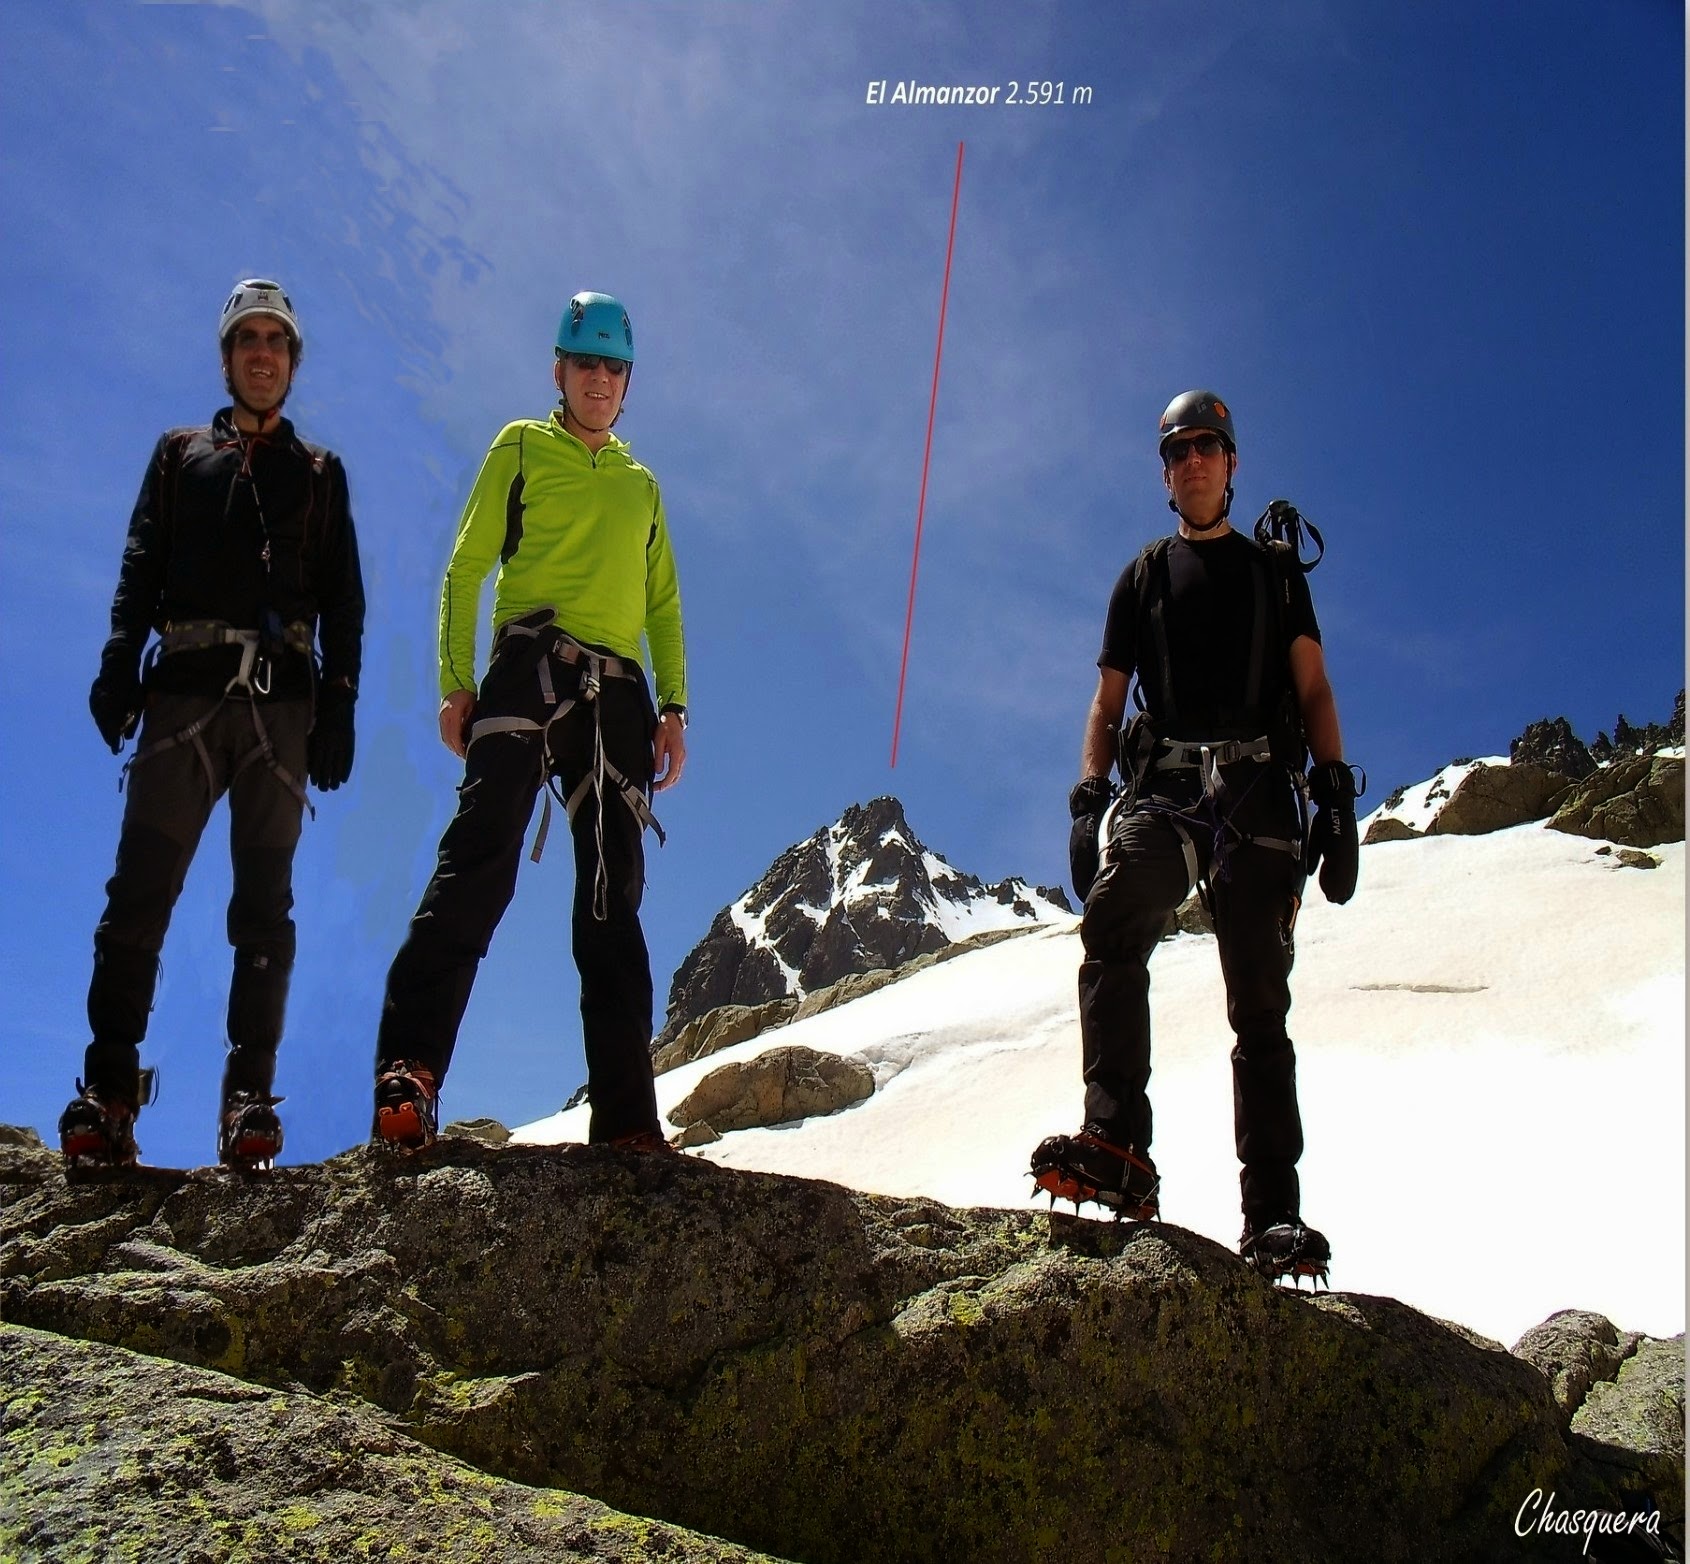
left=62, top=278, right=365, bottom=1174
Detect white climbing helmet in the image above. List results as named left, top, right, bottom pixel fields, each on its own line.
left=218, top=279, right=302, bottom=356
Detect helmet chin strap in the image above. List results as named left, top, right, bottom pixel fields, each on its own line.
left=558, top=394, right=621, bottom=434
left=1165, top=453, right=1235, bottom=532
left=556, top=363, right=630, bottom=434
left=224, top=360, right=288, bottom=431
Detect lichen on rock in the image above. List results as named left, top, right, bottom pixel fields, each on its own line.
left=1, top=1131, right=1680, bottom=1563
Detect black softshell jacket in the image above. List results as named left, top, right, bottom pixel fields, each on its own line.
left=100, top=408, right=365, bottom=702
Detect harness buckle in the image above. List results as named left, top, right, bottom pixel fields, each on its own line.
left=1200, top=744, right=1220, bottom=796
left=229, top=634, right=260, bottom=694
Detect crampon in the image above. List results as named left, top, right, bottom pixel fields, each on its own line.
left=608, top=1128, right=674, bottom=1153
left=372, top=1061, right=438, bottom=1152
left=1029, top=1126, right=1160, bottom=1221
left=219, top=1092, right=285, bottom=1173
left=58, top=1067, right=155, bottom=1175
left=1241, top=1221, right=1331, bottom=1290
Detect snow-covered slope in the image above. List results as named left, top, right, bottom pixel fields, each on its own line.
left=519, top=823, right=1685, bottom=1348
left=1359, top=757, right=1507, bottom=835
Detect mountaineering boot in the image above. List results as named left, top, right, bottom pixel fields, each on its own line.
left=219, top=1091, right=285, bottom=1172
left=1029, top=1123, right=1160, bottom=1220
left=608, top=1128, right=673, bottom=1153
left=372, top=1060, right=438, bottom=1151
left=58, top=1075, right=146, bottom=1172
left=1240, top=1219, right=1331, bottom=1288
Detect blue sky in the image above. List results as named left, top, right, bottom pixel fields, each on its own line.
left=1, top=1, right=1682, bottom=1168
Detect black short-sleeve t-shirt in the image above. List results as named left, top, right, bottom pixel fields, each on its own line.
left=1099, top=530, right=1319, bottom=731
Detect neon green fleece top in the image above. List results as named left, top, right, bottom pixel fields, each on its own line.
left=439, top=413, right=687, bottom=709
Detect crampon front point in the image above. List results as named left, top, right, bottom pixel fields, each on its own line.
left=1241, top=1221, right=1331, bottom=1290
left=1029, top=1127, right=1160, bottom=1221
left=58, top=1068, right=155, bottom=1175
left=372, top=1061, right=438, bottom=1152
left=219, top=1092, right=284, bottom=1173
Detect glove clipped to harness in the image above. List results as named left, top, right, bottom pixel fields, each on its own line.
left=1068, top=775, right=1115, bottom=902
left=1305, top=761, right=1362, bottom=905
left=89, top=646, right=143, bottom=754
left=308, top=681, right=357, bottom=791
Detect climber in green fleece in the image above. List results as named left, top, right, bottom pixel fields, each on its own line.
left=373, top=291, right=688, bottom=1152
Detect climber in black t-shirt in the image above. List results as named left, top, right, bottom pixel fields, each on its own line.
left=1031, top=389, right=1361, bottom=1288
left=1098, top=530, right=1320, bottom=729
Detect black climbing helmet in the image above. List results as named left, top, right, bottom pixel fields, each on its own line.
left=1157, top=389, right=1235, bottom=460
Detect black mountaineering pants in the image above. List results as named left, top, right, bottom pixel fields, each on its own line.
left=1078, top=765, right=1306, bottom=1228
left=376, top=637, right=662, bottom=1144
left=87, top=691, right=310, bottom=1107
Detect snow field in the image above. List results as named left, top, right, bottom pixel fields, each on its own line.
left=517, top=826, right=1684, bottom=1346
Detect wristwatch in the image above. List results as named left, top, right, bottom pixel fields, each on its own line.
left=660, top=704, right=688, bottom=729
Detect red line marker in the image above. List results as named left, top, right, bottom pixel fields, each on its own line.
left=890, top=139, right=964, bottom=770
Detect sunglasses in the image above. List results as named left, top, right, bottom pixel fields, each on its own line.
left=1162, top=432, right=1228, bottom=467
left=561, top=352, right=630, bottom=377
left=232, top=325, right=293, bottom=352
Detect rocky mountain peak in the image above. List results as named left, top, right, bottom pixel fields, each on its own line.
left=658, top=796, right=1070, bottom=1047
left=1509, top=716, right=1596, bottom=780
left=1591, top=688, right=1686, bottom=763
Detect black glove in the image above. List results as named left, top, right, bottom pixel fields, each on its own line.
left=1305, top=761, right=1361, bottom=905
left=1068, top=775, right=1115, bottom=902
left=89, top=653, right=143, bottom=754
left=308, top=682, right=357, bottom=790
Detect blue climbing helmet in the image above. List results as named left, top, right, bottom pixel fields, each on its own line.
left=555, top=292, right=634, bottom=363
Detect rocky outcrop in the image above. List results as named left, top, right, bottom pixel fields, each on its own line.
left=1512, top=1312, right=1688, bottom=1553
left=1548, top=753, right=1686, bottom=848
left=1364, top=814, right=1424, bottom=844
left=1591, top=690, right=1686, bottom=764
left=664, top=906, right=788, bottom=1024
left=1426, top=762, right=1569, bottom=836
left=2, top=1132, right=1679, bottom=1563
left=790, top=966, right=908, bottom=1020
left=653, top=998, right=801, bottom=1075
left=667, top=1045, right=874, bottom=1136
left=1512, top=1310, right=1643, bottom=1422
left=1510, top=717, right=1597, bottom=781
left=1364, top=763, right=1475, bottom=843
left=1569, top=1335, right=1686, bottom=1521
left=1363, top=696, right=1684, bottom=848
left=1, top=1324, right=787, bottom=1564
left=444, top=1116, right=513, bottom=1146
left=1170, top=888, right=1214, bottom=936
left=658, top=798, right=1070, bottom=1047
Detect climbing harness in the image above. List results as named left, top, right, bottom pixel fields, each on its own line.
left=1104, top=734, right=1309, bottom=922
left=468, top=607, right=664, bottom=920
left=123, top=617, right=316, bottom=815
